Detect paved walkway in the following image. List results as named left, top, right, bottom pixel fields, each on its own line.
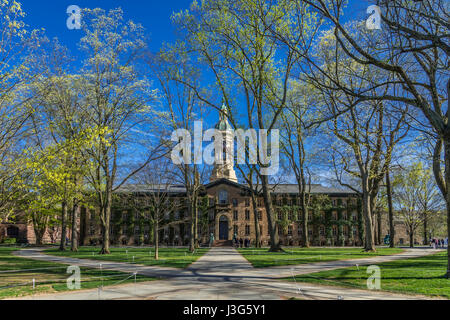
left=10, top=247, right=445, bottom=300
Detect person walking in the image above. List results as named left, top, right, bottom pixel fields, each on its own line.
left=209, top=233, right=215, bottom=248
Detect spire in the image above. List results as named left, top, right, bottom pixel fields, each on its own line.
left=210, top=100, right=238, bottom=183
left=215, top=102, right=232, bottom=131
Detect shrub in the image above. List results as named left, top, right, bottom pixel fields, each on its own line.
left=2, top=238, right=17, bottom=245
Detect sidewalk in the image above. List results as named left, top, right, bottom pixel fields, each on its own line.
left=9, top=247, right=445, bottom=300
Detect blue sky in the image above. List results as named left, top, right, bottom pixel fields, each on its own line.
left=19, top=0, right=372, bottom=56
left=19, top=0, right=192, bottom=52
left=17, top=0, right=378, bottom=185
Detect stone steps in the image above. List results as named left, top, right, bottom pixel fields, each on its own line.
left=213, top=240, right=233, bottom=247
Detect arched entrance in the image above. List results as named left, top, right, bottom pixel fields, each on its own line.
left=6, top=226, right=19, bottom=239
left=219, top=216, right=229, bottom=240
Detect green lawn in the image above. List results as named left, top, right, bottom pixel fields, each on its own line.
left=238, top=247, right=404, bottom=268
left=0, top=246, right=154, bottom=299
left=287, top=252, right=450, bottom=299
left=44, top=246, right=209, bottom=269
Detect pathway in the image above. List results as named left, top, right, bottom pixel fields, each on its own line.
left=10, top=247, right=445, bottom=300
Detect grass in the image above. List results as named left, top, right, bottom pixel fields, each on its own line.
left=238, top=247, right=405, bottom=268
left=287, top=252, right=450, bottom=299
left=44, top=246, right=209, bottom=269
left=0, top=246, right=155, bottom=299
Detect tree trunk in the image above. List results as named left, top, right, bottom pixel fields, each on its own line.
left=300, top=187, right=310, bottom=248
left=100, top=189, right=112, bottom=255
left=261, top=175, right=282, bottom=252
left=59, top=201, right=67, bottom=251
left=71, top=199, right=79, bottom=252
left=409, top=226, right=414, bottom=248
left=386, top=170, right=395, bottom=248
left=194, top=197, right=199, bottom=249
left=443, top=137, right=450, bottom=278
left=362, top=191, right=376, bottom=252
left=423, top=213, right=429, bottom=245
left=251, top=192, right=260, bottom=248
left=377, top=210, right=382, bottom=245
left=189, top=199, right=195, bottom=253
left=154, top=218, right=159, bottom=260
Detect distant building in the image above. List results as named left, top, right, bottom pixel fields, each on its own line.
left=0, top=107, right=422, bottom=247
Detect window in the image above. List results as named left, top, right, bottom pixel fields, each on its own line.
left=245, top=209, right=250, bottom=220
left=134, top=226, right=140, bottom=235
left=6, top=226, right=18, bottom=237
left=245, top=225, right=250, bottom=236
left=308, top=213, right=313, bottom=221
left=288, top=225, right=293, bottom=236
left=257, top=198, right=263, bottom=207
left=352, top=213, right=358, bottom=221
left=232, top=198, right=238, bottom=207
left=245, top=198, right=250, bottom=207
left=233, top=225, right=239, bottom=235
left=320, top=226, right=325, bottom=236
left=298, top=226, right=303, bottom=235
left=88, top=224, right=95, bottom=236
left=219, top=190, right=228, bottom=204
left=288, top=212, right=294, bottom=221
left=332, top=211, right=338, bottom=220
left=209, top=198, right=215, bottom=206
left=277, top=212, right=283, bottom=220
left=257, top=211, right=262, bottom=220
left=342, top=211, right=347, bottom=220
left=333, top=226, right=337, bottom=236
left=233, top=210, right=239, bottom=221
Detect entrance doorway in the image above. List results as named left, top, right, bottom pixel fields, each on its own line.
left=219, top=216, right=229, bottom=240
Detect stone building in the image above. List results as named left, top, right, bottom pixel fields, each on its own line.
left=0, top=106, right=423, bottom=247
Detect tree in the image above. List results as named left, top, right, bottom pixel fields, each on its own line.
left=393, top=163, right=432, bottom=247
left=135, top=159, right=181, bottom=260
left=79, top=8, right=160, bottom=254
left=279, top=79, right=317, bottom=247
left=295, top=0, right=449, bottom=276
left=415, top=162, right=444, bottom=244
left=171, top=0, right=318, bottom=251
left=149, top=44, right=210, bottom=252
left=0, top=0, right=42, bottom=222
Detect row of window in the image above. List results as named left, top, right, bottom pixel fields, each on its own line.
left=277, top=211, right=358, bottom=221
left=281, top=225, right=358, bottom=237
left=233, top=210, right=263, bottom=221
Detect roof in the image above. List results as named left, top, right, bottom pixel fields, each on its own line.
left=115, top=184, right=187, bottom=194
left=116, top=180, right=356, bottom=196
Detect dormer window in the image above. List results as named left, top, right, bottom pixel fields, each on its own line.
left=219, top=189, right=228, bottom=204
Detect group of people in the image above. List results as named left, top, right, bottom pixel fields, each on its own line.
left=233, top=234, right=251, bottom=248
left=430, top=238, right=448, bottom=249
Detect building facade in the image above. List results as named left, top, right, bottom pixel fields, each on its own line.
left=0, top=106, right=423, bottom=247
